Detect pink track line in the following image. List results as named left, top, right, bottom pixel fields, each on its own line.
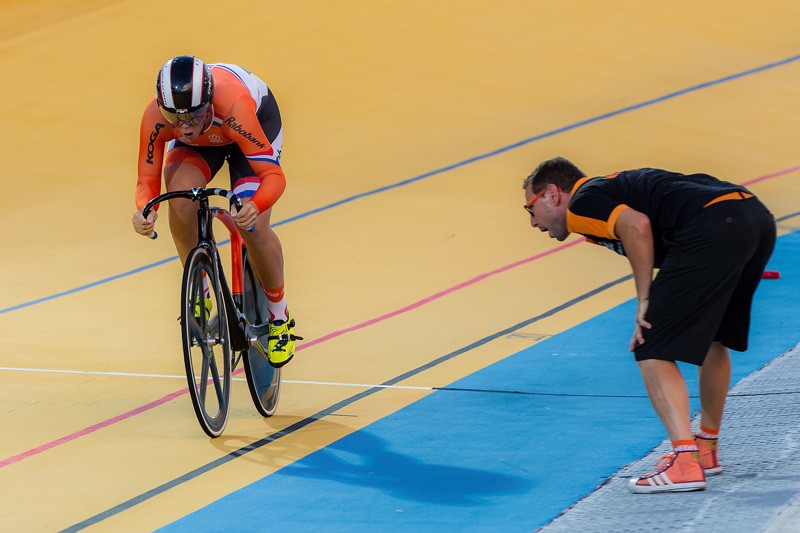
left=742, top=165, right=800, bottom=186
left=2, top=165, right=794, bottom=468
left=0, top=389, right=188, bottom=468
left=298, top=238, right=583, bottom=350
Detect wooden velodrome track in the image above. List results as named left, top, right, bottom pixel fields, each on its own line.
left=1, top=1, right=798, bottom=531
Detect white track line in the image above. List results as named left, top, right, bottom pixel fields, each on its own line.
left=0, top=366, right=434, bottom=391
left=0, top=366, right=187, bottom=379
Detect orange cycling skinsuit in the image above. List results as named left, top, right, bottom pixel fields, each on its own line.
left=135, top=63, right=285, bottom=213
left=134, top=57, right=299, bottom=368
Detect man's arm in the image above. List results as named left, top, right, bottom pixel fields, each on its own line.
left=614, top=207, right=655, bottom=349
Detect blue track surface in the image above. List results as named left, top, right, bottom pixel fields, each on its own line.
left=161, top=232, right=799, bottom=532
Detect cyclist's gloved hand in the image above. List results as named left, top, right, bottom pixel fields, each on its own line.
left=232, top=200, right=259, bottom=232
left=132, top=209, right=158, bottom=238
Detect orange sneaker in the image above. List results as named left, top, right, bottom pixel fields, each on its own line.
left=629, top=450, right=707, bottom=493
left=695, top=435, right=723, bottom=476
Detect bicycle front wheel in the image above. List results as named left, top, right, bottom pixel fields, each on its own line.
left=241, top=249, right=281, bottom=417
left=181, top=246, right=232, bottom=437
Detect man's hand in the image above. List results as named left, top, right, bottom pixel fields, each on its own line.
left=629, top=298, right=653, bottom=351
left=232, top=200, right=259, bottom=231
left=132, top=209, right=157, bottom=237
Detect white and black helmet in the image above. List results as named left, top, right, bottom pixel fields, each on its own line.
left=155, top=56, right=213, bottom=125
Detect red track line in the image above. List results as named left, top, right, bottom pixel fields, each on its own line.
left=2, top=165, right=794, bottom=468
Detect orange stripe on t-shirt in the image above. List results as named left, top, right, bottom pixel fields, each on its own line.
left=703, top=191, right=753, bottom=208
left=568, top=204, right=629, bottom=239
left=605, top=204, right=629, bottom=239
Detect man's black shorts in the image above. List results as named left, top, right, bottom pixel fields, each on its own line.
left=634, top=196, right=776, bottom=365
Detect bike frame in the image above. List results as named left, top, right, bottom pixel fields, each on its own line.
left=144, top=188, right=251, bottom=351
left=208, top=209, right=253, bottom=353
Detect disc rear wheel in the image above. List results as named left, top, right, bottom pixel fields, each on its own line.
left=241, top=249, right=281, bottom=417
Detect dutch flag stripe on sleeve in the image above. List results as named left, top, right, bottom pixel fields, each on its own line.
left=232, top=177, right=261, bottom=200
left=246, top=150, right=280, bottom=166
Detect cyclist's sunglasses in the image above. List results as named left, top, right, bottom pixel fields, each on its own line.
left=523, top=187, right=547, bottom=216
left=158, top=103, right=211, bottom=127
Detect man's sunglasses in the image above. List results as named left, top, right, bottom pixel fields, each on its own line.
left=523, top=187, right=547, bottom=216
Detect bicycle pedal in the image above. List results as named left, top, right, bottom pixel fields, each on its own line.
left=189, top=336, right=223, bottom=347
left=249, top=322, right=270, bottom=337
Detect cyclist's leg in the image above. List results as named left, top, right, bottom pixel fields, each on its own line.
left=239, top=206, right=285, bottom=314
left=235, top=202, right=297, bottom=367
left=230, top=96, right=287, bottom=321
left=163, top=142, right=226, bottom=264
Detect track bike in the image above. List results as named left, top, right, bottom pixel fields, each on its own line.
left=142, top=187, right=281, bottom=437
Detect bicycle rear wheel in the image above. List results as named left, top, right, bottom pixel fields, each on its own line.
left=181, top=245, right=232, bottom=437
left=241, top=249, right=281, bottom=417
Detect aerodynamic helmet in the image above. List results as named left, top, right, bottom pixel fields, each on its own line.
left=155, top=56, right=214, bottom=125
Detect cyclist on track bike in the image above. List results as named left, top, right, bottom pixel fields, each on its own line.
left=131, top=55, right=299, bottom=367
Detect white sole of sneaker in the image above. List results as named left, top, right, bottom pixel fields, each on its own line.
left=704, top=466, right=723, bottom=476
left=628, top=478, right=707, bottom=494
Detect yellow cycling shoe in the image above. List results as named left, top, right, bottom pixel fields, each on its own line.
left=252, top=312, right=302, bottom=368
left=194, top=296, right=213, bottom=320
